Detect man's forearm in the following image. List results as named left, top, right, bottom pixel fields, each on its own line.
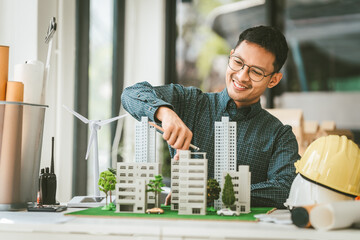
left=121, top=81, right=173, bottom=122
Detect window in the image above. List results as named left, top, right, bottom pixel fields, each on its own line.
left=241, top=205, right=246, bottom=212
left=192, top=208, right=201, bottom=214
left=87, top=0, right=114, bottom=195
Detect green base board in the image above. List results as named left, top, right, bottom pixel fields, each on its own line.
left=66, top=205, right=274, bottom=221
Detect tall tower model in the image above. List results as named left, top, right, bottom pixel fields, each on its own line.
left=214, top=116, right=236, bottom=209
left=135, top=116, right=156, bottom=163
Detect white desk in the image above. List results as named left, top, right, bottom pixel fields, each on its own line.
left=0, top=208, right=359, bottom=240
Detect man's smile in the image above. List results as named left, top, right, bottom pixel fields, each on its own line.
left=232, top=79, right=251, bottom=91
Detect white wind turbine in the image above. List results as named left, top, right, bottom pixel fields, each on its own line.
left=63, top=105, right=128, bottom=196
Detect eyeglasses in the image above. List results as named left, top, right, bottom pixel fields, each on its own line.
left=228, top=55, right=275, bottom=82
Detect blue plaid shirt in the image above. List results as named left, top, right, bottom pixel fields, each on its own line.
left=122, top=81, right=300, bottom=208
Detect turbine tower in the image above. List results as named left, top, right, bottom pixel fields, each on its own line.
left=63, top=105, right=128, bottom=196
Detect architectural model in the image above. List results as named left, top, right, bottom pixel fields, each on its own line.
left=214, top=116, right=236, bottom=209
left=222, top=165, right=251, bottom=214
left=135, top=116, right=156, bottom=163
left=171, top=150, right=208, bottom=215
left=115, top=162, right=160, bottom=213
left=115, top=114, right=251, bottom=216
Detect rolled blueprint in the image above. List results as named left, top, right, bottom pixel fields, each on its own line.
left=0, top=46, right=9, bottom=156
left=310, top=200, right=360, bottom=230
left=0, top=46, right=9, bottom=100
left=291, top=204, right=316, bottom=228
left=14, top=61, right=44, bottom=104
left=0, top=81, right=24, bottom=205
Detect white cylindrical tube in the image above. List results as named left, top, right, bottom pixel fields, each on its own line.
left=310, top=201, right=360, bottom=230
left=14, top=61, right=44, bottom=105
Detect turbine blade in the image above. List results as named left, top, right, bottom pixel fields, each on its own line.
left=63, top=105, right=89, bottom=124
left=85, top=127, right=96, bottom=159
left=98, top=113, right=129, bottom=126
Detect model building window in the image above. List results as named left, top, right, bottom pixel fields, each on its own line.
left=241, top=205, right=246, bottom=212
left=192, top=208, right=201, bottom=214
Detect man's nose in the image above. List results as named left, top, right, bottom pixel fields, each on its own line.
left=235, top=65, right=251, bottom=81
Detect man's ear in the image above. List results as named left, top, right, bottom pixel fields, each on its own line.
left=268, top=72, right=282, bottom=88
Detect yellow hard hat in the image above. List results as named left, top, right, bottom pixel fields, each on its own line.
left=294, top=135, right=360, bottom=197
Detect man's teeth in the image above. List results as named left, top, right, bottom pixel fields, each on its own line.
left=234, top=81, right=245, bottom=89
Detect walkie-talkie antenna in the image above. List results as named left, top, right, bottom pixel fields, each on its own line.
left=51, top=137, right=55, bottom=174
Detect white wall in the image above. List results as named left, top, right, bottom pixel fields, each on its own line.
left=275, top=92, right=360, bottom=130
left=0, top=0, right=38, bottom=80
left=0, top=0, right=75, bottom=203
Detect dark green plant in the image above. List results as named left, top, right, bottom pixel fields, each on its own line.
left=222, top=174, right=235, bottom=208
left=108, top=167, right=116, bottom=175
left=207, top=178, right=221, bottom=207
left=147, top=175, right=165, bottom=208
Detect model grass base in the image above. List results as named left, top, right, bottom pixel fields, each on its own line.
left=67, top=205, right=273, bottom=221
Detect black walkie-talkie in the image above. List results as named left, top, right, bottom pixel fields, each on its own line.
left=40, top=137, right=57, bottom=205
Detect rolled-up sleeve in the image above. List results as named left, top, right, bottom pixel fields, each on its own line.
left=121, top=81, right=175, bottom=122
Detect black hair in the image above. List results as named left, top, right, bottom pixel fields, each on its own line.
left=235, top=26, right=288, bottom=72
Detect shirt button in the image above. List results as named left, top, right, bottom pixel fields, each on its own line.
left=152, top=100, right=157, bottom=104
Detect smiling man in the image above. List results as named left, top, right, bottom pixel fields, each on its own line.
left=121, top=26, right=300, bottom=209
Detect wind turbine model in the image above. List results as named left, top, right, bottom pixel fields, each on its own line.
left=63, top=105, right=128, bottom=197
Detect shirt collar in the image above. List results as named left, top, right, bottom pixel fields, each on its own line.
left=218, top=88, right=262, bottom=120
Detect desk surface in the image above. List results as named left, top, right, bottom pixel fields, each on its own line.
left=0, top=208, right=359, bottom=240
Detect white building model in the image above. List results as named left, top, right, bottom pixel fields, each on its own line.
left=115, top=162, right=160, bottom=213
left=214, top=116, right=236, bottom=209
left=171, top=150, right=208, bottom=215
left=115, top=115, right=251, bottom=216
left=223, top=165, right=251, bottom=214
left=135, top=116, right=156, bottom=163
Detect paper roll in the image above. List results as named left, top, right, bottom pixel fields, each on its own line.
left=310, top=201, right=360, bottom=230
left=0, top=46, right=9, bottom=101
left=291, top=204, right=316, bottom=228
left=0, top=103, right=23, bottom=204
left=5, top=81, right=24, bottom=102
left=14, top=61, right=44, bottom=104
left=0, top=81, right=24, bottom=204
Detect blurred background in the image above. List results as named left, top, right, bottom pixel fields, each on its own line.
left=0, top=0, right=359, bottom=202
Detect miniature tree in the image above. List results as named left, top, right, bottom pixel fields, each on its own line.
left=222, top=173, right=235, bottom=209
left=98, top=170, right=116, bottom=210
left=147, top=175, right=165, bottom=208
left=207, top=178, right=221, bottom=210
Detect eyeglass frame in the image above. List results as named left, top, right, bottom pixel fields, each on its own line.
left=228, top=55, right=276, bottom=82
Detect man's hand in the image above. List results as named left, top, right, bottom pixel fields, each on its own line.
left=156, top=107, right=193, bottom=160
left=164, top=192, right=171, bottom=206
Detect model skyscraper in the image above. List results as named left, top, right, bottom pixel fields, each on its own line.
left=135, top=116, right=156, bottom=163
left=214, top=116, right=236, bottom=209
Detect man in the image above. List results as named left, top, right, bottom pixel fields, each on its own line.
left=121, top=26, right=300, bottom=209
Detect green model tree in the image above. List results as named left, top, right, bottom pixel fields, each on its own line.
left=222, top=173, right=235, bottom=209
left=147, top=175, right=165, bottom=208
left=98, top=170, right=116, bottom=210
left=207, top=178, right=221, bottom=210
